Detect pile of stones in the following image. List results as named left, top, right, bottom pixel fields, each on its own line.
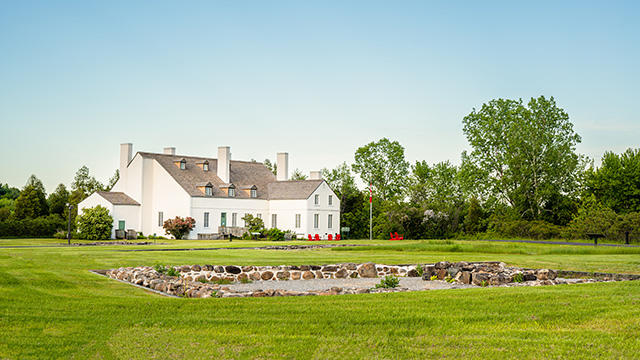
left=422, top=261, right=561, bottom=286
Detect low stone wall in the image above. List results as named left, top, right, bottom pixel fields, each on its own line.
left=105, top=262, right=419, bottom=298
left=178, top=263, right=420, bottom=283
left=103, top=261, right=640, bottom=299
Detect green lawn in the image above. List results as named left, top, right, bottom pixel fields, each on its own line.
left=1, top=239, right=639, bottom=359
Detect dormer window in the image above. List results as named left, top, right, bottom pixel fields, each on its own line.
left=221, top=183, right=236, bottom=197
left=251, top=189, right=257, bottom=198
left=180, top=159, right=186, bottom=170
left=228, top=187, right=235, bottom=197
left=205, top=185, right=212, bottom=196
left=203, top=161, right=209, bottom=171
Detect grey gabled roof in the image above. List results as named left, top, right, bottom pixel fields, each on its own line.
left=135, top=152, right=325, bottom=200
left=267, top=180, right=324, bottom=200
left=96, top=191, right=140, bottom=205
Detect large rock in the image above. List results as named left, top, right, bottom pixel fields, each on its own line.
left=335, top=268, right=348, bottom=279
left=437, top=269, right=447, bottom=280
left=249, top=272, right=261, bottom=281
left=358, top=263, right=378, bottom=278
left=276, top=271, right=290, bottom=280
left=242, top=266, right=254, bottom=272
left=472, top=272, right=491, bottom=286
left=291, top=271, right=301, bottom=280
left=302, top=271, right=315, bottom=280
left=202, top=265, right=214, bottom=271
left=225, top=266, right=241, bottom=274
left=214, top=266, right=225, bottom=273
left=261, top=271, right=274, bottom=280
left=345, top=263, right=357, bottom=270
left=407, top=268, right=420, bottom=277
left=447, top=267, right=461, bottom=278
left=536, top=269, right=557, bottom=280
left=191, top=264, right=201, bottom=272
left=322, top=265, right=338, bottom=272
left=422, top=265, right=436, bottom=280
left=434, top=261, right=450, bottom=269
left=456, top=271, right=472, bottom=284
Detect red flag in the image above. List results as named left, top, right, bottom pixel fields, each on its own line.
left=369, top=182, right=373, bottom=203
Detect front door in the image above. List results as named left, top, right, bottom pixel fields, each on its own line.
left=221, top=212, right=227, bottom=227
left=118, top=221, right=125, bottom=230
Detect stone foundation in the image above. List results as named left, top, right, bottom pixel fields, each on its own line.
left=103, top=261, right=640, bottom=298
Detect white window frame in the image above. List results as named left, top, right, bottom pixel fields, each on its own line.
left=272, top=214, right=277, bottom=229
left=328, top=214, right=333, bottom=229
left=295, top=214, right=301, bottom=228
left=313, top=214, right=319, bottom=229
left=232, top=213, right=237, bottom=227
left=158, top=212, right=163, bottom=227
left=228, top=188, right=235, bottom=197
left=314, top=194, right=319, bottom=206
left=203, top=162, right=209, bottom=171
left=251, top=189, right=257, bottom=198
left=204, top=212, right=210, bottom=228
left=205, top=186, right=212, bottom=196
left=328, top=195, right=333, bottom=206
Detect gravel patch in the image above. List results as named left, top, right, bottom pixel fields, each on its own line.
left=225, top=277, right=477, bottom=293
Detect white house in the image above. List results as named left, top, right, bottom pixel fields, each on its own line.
left=79, top=144, right=340, bottom=239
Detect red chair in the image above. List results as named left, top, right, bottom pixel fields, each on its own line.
left=308, top=234, right=313, bottom=241
left=395, top=232, right=404, bottom=240
left=314, top=234, right=320, bottom=241
left=390, top=232, right=396, bottom=240
left=336, top=234, right=341, bottom=241
left=328, top=234, right=333, bottom=241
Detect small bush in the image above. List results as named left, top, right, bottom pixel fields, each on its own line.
left=211, top=278, right=233, bottom=285
left=430, top=275, right=438, bottom=281
left=154, top=263, right=167, bottom=274
left=514, top=273, right=524, bottom=283
left=374, top=275, right=400, bottom=289
left=166, top=267, right=180, bottom=277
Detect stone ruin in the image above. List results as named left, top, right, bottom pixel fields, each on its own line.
left=100, top=261, right=640, bottom=298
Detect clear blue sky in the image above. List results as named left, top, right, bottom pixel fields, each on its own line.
left=1, top=1, right=638, bottom=193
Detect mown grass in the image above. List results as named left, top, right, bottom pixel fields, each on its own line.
left=1, top=239, right=639, bottom=359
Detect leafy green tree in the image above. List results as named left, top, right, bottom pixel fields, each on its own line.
left=408, top=160, right=463, bottom=211
left=76, top=205, right=114, bottom=240
left=48, top=184, right=70, bottom=218
left=290, top=168, right=308, bottom=180
left=0, top=207, right=10, bottom=221
left=462, top=96, right=584, bottom=220
left=0, top=183, right=20, bottom=200
left=241, top=214, right=265, bottom=232
left=106, top=170, right=119, bottom=191
left=263, top=159, right=277, bottom=176
left=464, top=197, right=484, bottom=235
left=70, top=166, right=105, bottom=201
left=13, top=175, right=48, bottom=219
left=322, top=162, right=359, bottom=215
left=585, top=148, right=640, bottom=214
left=568, top=195, right=617, bottom=239
left=352, top=138, right=410, bottom=201
left=163, top=216, right=196, bottom=239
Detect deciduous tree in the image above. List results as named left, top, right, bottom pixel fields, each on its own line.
left=462, top=96, right=584, bottom=220
left=13, top=175, right=48, bottom=219
left=585, top=148, right=640, bottom=214
left=352, top=138, right=409, bottom=201
left=76, top=205, right=113, bottom=240
left=163, top=216, right=196, bottom=239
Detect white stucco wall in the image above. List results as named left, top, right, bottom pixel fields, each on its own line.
left=190, top=197, right=269, bottom=238
left=305, top=182, right=340, bottom=238
left=144, top=159, right=191, bottom=238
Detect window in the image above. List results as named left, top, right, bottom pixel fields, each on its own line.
left=158, top=212, right=163, bottom=227
left=328, top=214, right=333, bottom=229
left=244, top=213, right=249, bottom=227
left=228, top=188, right=235, bottom=197
left=203, top=162, right=209, bottom=171
left=205, top=185, right=212, bottom=196
left=232, top=213, right=237, bottom=227
left=204, top=212, right=210, bottom=228
left=295, top=214, right=301, bottom=228
left=313, top=214, right=319, bottom=229
left=314, top=194, right=319, bottom=205
left=257, top=213, right=262, bottom=219
left=221, top=212, right=227, bottom=227
left=180, top=159, right=186, bottom=170
left=251, top=189, right=257, bottom=198
left=329, top=195, right=333, bottom=206
left=271, top=214, right=277, bottom=228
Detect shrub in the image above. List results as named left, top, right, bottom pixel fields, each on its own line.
left=163, top=216, right=196, bottom=239
left=375, top=275, right=400, bottom=289
left=266, top=228, right=285, bottom=241
left=514, top=273, right=524, bottom=283
left=166, top=267, right=180, bottom=277
left=76, top=205, right=113, bottom=240
left=0, top=215, right=66, bottom=238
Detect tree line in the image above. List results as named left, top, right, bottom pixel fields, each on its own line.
left=0, top=166, right=118, bottom=237
left=324, top=96, right=640, bottom=242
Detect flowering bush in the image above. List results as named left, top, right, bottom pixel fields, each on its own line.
left=163, top=216, right=195, bottom=239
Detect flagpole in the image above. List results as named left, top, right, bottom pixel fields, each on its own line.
left=369, top=182, right=372, bottom=241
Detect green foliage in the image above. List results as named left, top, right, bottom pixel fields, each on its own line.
left=585, top=148, right=640, bottom=214
left=14, top=175, right=49, bottom=219
left=0, top=215, right=66, bottom=237
left=462, top=96, right=584, bottom=221
left=514, top=273, right=524, bottom=283
left=211, top=278, right=233, bottom=285
left=429, top=275, right=438, bottom=281
left=567, top=195, right=617, bottom=239
left=154, top=263, right=167, bottom=274
left=266, top=228, right=285, bottom=241
left=241, top=214, right=265, bottom=233
left=444, top=276, right=455, bottom=283
left=488, top=218, right=562, bottom=240
left=75, top=205, right=114, bottom=240
left=415, top=265, right=424, bottom=278
left=162, top=216, right=196, bottom=239
left=0, top=182, right=20, bottom=200
left=323, top=162, right=359, bottom=216
left=48, top=183, right=70, bottom=218
left=290, top=168, right=308, bottom=180
left=166, top=267, right=180, bottom=277
left=464, top=197, right=484, bottom=234
left=263, top=159, right=277, bottom=175
left=352, top=138, right=410, bottom=201
left=374, top=275, right=400, bottom=289
left=0, top=207, right=11, bottom=221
